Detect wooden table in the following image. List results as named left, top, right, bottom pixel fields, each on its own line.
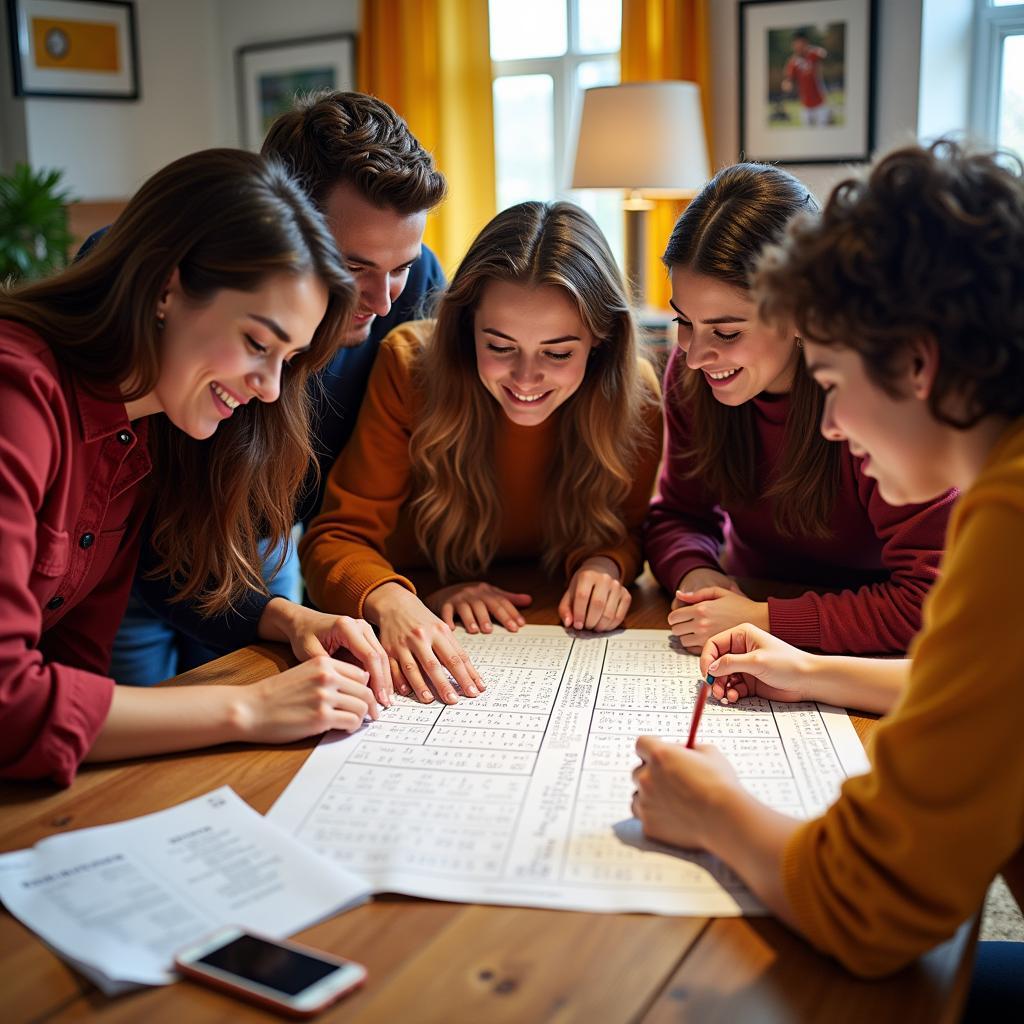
left=0, top=571, right=977, bottom=1023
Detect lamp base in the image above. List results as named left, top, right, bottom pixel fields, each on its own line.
left=624, top=196, right=654, bottom=309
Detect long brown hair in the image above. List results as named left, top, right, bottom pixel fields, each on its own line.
left=409, top=201, right=655, bottom=580
left=0, top=148, right=355, bottom=613
left=662, top=162, right=839, bottom=537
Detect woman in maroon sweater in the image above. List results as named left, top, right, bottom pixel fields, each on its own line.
left=644, top=163, right=954, bottom=654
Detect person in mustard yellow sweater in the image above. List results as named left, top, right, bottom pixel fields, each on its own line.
left=632, top=140, right=1024, bottom=1006
left=301, top=201, right=663, bottom=705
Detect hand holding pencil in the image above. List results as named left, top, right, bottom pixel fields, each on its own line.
left=698, top=623, right=813, bottom=706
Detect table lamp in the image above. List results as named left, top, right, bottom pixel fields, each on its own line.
left=570, top=81, right=711, bottom=308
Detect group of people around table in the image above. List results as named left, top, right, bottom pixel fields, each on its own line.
left=0, top=89, right=1020, bottom=1008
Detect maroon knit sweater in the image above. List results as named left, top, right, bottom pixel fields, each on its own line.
left=644, top=348, right=956, bottom=654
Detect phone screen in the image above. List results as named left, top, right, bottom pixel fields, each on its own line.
left=197, top=934, right=341, bottom=996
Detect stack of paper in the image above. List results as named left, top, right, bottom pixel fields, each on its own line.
left=0, top=786, right=370, bottom=995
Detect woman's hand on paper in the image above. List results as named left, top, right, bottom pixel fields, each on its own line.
left=669, top=586, right=769, bottom=654
left=257, top=598, right=393, bottom=708
left=559, top=556, right=630, bottom=632
left=426, top=581, right=532, bottom=634
left=631, top=736, right=739, bottom=850
left=699, top=623, right=814, bottom=705
left=364, top=583, right=484, bottom=705
left=237, top=656, right=378, bottom=742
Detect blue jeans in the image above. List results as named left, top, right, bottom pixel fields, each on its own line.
left=109, top=534, right=302, bottom=686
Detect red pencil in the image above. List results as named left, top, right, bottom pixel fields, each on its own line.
left=685, top=674, right=714, bottom=748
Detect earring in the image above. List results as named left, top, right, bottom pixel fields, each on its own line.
left=156, top=311, right=166, bottom=330
left=795, top=336, right=804, bottom=348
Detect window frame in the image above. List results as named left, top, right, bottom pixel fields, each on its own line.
left=970, top=0, right=1024, bottom=145
left=490, top=0, right=620, bottom=200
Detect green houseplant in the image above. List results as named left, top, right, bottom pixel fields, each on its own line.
left=0, top=164, right=75, bottom=283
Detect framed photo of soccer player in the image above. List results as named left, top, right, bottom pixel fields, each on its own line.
left=738, top=0, right=876, bottom=164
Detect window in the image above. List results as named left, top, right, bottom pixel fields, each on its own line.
left=971, top=0, right=1024, bottom=156
left=489, top=0, right=623, bottom=262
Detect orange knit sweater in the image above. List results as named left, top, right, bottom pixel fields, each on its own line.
left=300, top=320, right=663, bottom=617
left=781, top=417, right=1024, bottom=977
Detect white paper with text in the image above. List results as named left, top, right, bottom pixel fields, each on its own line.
left=0, top=786, right=370, bottom=992
left=269, top=627, right=870, bottom=915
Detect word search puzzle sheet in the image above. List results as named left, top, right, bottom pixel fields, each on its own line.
left=268, top=627, right=869, bottom=915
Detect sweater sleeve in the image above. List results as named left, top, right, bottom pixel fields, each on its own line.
left=780, top=496, right=1024, bottom=977
left=0, top=361, right=114, bottom=785
left=767, top=459, right=954, bottom=654
left=569, top=361, right=664, bottom=583
left=643, top=347, right=729, bottom=593
left=299, top=328, right=420, bottom=617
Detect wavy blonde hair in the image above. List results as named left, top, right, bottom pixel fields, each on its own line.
left=409, top=201, right=654, bottom=581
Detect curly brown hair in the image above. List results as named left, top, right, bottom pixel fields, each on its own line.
left=754, top=139, right=1024, bottom=428
left=261, top=90, right=447, bottom=214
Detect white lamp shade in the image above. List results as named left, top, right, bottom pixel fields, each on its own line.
left=571, top=81, right=710, bottom=195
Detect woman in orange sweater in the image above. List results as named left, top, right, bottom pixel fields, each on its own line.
left=301, top=201, right=662, bottom=705
left=632, top=140, right=1024, bottom=1005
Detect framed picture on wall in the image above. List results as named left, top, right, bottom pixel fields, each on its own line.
left=5, top=0, right=139, bottom=99
left=738, top=0, right=876, bottom=164
left=237, top=33, right=356, bottom=149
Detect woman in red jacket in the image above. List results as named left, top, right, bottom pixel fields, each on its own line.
left=0, top=148, right=390, bottom=785
left=644, top=162, right=954, bottom=655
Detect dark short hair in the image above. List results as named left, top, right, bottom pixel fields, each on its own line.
left=754, top=139, right=1024, bottom=428
left=793, top=28, right=810, bottom=41
left=261, top=90, right=447, bottom=214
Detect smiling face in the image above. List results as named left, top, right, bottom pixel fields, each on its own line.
left=473, top=280, right=597, bottom=426
left=804, top=340, right=953, bottom=505
left=670, top=267, right=800, bottom=405
left=149, top=269, right=328, bottom=439
left=323, top=181, right=428, bottom=344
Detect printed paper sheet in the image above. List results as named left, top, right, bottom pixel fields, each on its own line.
left=0, top=787, right=369, bottom=992
left=269, top=627, right=869, bottom=915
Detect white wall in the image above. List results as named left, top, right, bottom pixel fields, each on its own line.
left=215, top=0, right=359, bottom=149
left=0, top=0, right=359, bottom=198
left=709, top=0, right=925, bottom=201
left=20, top=0, right=221, bottom=199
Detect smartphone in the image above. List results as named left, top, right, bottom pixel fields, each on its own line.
left=175, top=926, right=366, bottom=1018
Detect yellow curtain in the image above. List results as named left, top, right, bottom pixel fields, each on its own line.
left=359, top=0, right=497, bottom=275
left=621, top=0, right=713, bottom=309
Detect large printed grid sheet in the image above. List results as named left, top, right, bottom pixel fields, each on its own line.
left=268, top=627, right=870, bottom=915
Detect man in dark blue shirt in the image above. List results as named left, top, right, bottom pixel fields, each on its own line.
left=114, top=92, right=447, bottom=682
